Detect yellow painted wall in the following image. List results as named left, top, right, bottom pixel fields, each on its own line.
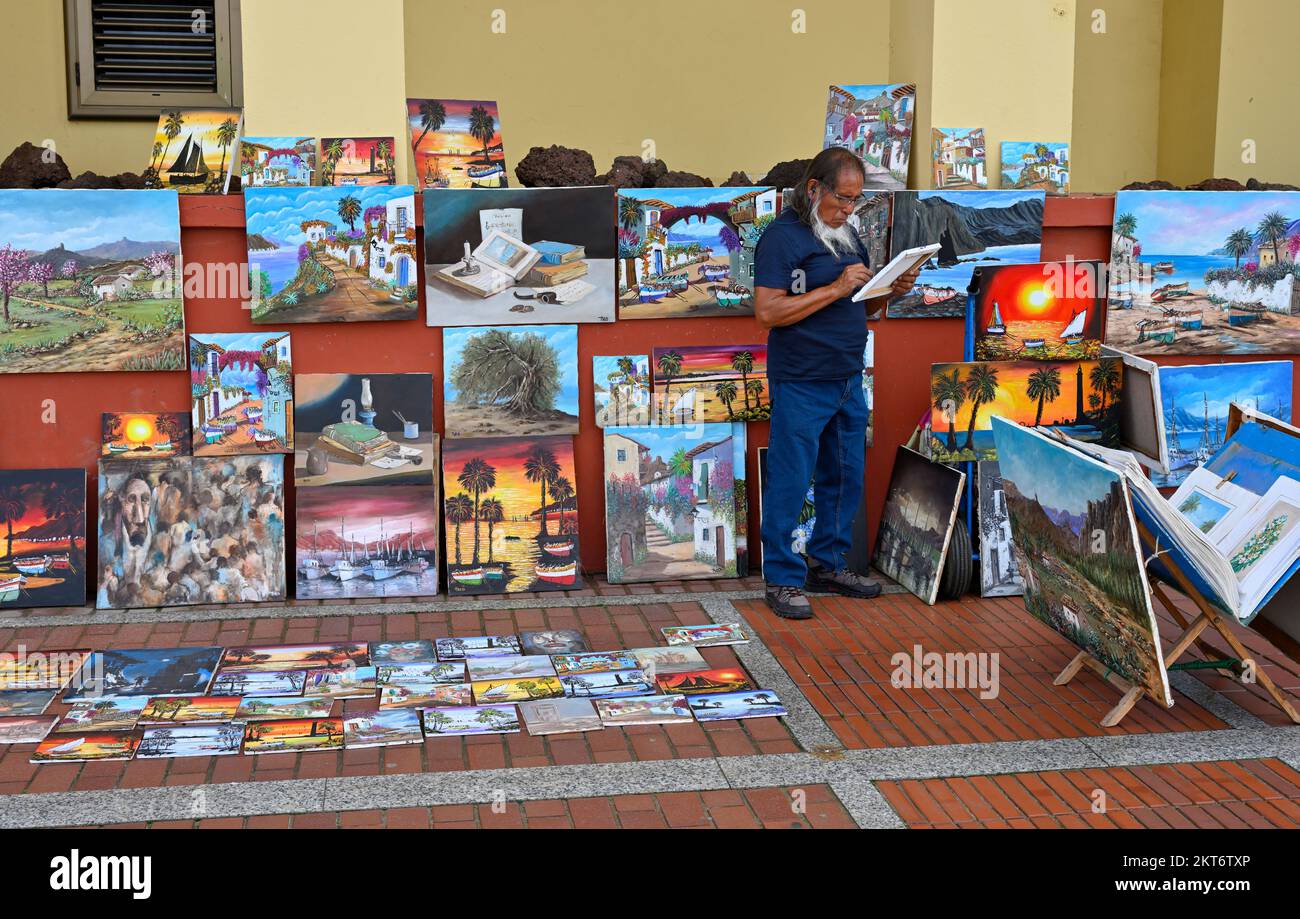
left=888, top=0, right=934, bottom=188
left=242, top=0, right=410, bottom=184
left=1213, top=0, right=1300, bottom=183
left=402, top=0, right=892, bottom=184
left=1155, top=0, right=1222, bottom=184
left=1071, top=0, right=1163, bottom=192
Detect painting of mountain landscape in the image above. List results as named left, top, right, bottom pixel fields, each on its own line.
left=0, top=189, right=185, bottom=373
left=887, top=190, right=1045, bottom=318
left=1106, top=191, right=1300, bottom=355
left=0, top=469, right=86, bottom=610
left=406, top=98, right=506, bottom=189
left=990, top=416, right=1170, bottom=707
left=823, top=83, right=916, bottom=191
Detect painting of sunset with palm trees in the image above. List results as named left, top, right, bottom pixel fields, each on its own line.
left=0, top=469, right=86, bottom=609
left=320, top=136, right=396, bottom=186
left=406, top=98, right=506, bottom=189
left=143, top=108, right=242, bottom=194
left=650, top=345, right=770, bottom=423
left=929, top=358, right=1123, bottom=463
left=442, top=435, right=579, bottom=595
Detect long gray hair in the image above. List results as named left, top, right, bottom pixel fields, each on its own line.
left=785, top=147, right=866, bottom=224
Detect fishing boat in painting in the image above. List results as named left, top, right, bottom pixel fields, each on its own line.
left=0, top=575, right=26, bottom=602
left=535, top=561, right=577, bottom=586
left=1137, top=317, right=1177, bottom=344
left=1167, top=307, right=1203, bottom=330
left=1228, top=302, right=1267, bottom=326
left=467, top=162, right=506, bottom=181
left=638, top=285, right=670, bottom=303
left=986, top=301, right=1006, bottom=335
left=1060, top=309, right=1088, bottom=344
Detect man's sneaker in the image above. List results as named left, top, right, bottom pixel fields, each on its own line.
left=765, top=585, right=813, bottom=620
left=806, top=564, right=882, bottom=599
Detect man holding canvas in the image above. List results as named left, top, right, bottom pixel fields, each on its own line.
left=755, top=148, right=918, bottom=619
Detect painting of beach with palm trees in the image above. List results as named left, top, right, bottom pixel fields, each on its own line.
left=406, top=98, right=507, bottom=189
left=443, top=325, right=579, bottom=438
left=1105, top=190, right=1300, bottom=355
left=650, top=345, right=769, bottom=423
left=319, top=136, right=396, bottom=186
left=442, top=435, right=580, bottom=595
left=0, top=469, right=86, bottom=610
left=929, top=358, right=1123, bottom=463
left=143, top=108, right=242, bottom=194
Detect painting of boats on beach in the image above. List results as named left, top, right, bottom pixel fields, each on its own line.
left=442, top=435, right=580, bottom=595
left=650, top=345, right=770, bottom=423
left=188, top=332, right=293, bottom=455
left=31, top=732, right=140, bottom=763
left=320, top=136, right=396, bottom=186
left=0, top=188, right=185, bottom=374
left=594, top=354, right=652, bottom=428
left=295, top=486, right=440, bottom=599
left=616, top=187, right=777, bottom=319
left=143, top=108, right=242, bottom=194
left=407, top=98, right=506, bottom=189
left=239, top=136, right=316, bottom=188
left=972, top=261, right=1105, bottom=361
left=823, top=83, right=916, bottom=191
left=245, top=185, right=418, bottom=324
left=101, top=413, right=190, bottom=460
left=0, top=469, right=86, bottom=610
left=1153, top=361, right=1293, bottom=488
left=1106, top=191, right=1300, bottom=355
left=887, top=190, right=1045, bottom=319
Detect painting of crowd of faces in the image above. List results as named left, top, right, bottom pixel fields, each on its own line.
left=239, top=136, right=316, bottom=187
left=650, top=345, right=769, bottom=424
left=603, top=424, right=737, bottom=584
left=96, top=456, right=286, bottom=610
left=1105, top=190, right=1300, bottom=355
left=295, top=485, right=439, bottom=600
left=0, top=189, right=185, bottom=374
left=101, top=413, right=190, bottom=460
left=823, top=83, right=916, bottom=191
left=1000, top=141, right=1070, bottom=196
left=971, top=260, right=1105, bottom=362
left=873, top=446, right=965, bottom=605
left=0, top=469, right=86, bottom=610
left=442, top=325, right=579, bottom=438
left=407, top=98, right=506, bottom=189
left=424, top=187, right=615, bottom=326
left=188, top=332, right=294, bottom=455
left=319, top=136, right=396, bottom=186
left=593, top=354, right=651, bottom=427
left=144, top=108, right=242, bottom=195
left=616, top=187, right=777, bottom=320
left=293, top=373, right=435, bottom=487
left=244, top=185, right=418, bottom=324
left=888, top=190, right=1045, bottom=318
left=931, top=127, right=987, bottom=190
left=442, top=435, right=579, bottom=595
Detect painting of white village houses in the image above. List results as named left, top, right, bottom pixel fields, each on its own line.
left=188, top=332, right=294, bottom=456
left=239, top=137, right=316, bottom=187
left=616, top=187, right=776, bottom=319
left=823, top=82, right=917, bottom=191
left=932, top=128, right=987, bottom=189
left=603, top=425, right=737, bottom=584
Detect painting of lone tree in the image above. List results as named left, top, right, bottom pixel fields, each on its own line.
left=442, top=325, right=579, bottom=438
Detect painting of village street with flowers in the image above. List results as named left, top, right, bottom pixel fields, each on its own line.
left=823, top=83, right=916, bottom=191
left=245, top=185, right=418, bottom=324
left=0, top=189, right=185, bottom=374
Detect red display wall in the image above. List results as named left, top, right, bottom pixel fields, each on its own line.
left=2, top=194, right=1297, bottom=592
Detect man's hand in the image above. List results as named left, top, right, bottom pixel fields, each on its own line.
left=833, top=263, right=873, bottom=299
left=890, top=266, right=921, bottom=298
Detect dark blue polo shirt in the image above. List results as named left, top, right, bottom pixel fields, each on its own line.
left=755, top=208, right=869, bottom=382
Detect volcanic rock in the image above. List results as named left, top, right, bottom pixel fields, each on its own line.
left=655, top=170, right=713, bottom=187
left=0, top=142, right=73, bottom=188
left=1246, top=177, right=1300, bottom=192
left=1120, top=180, right=1181, bottom=190
left=719, top=171, right=754, bottom=187
left=1185, top=177, right=1247, bottom=191
left=599, top=155, right=668, bottom=189
left=759, top=158, right=813, bottom=190
left=514, top=145, right=598, bottom=187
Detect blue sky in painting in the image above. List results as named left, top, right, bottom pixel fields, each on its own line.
left=1001, top=141, right=1068, bottom=163
left=834, top=82, right=909, bottom=98
left=619, top=187, right=770, bottom=208
left=604, top=424, right=734, bottom=468
left=190, top=332, right=290, bottom=392
left=917, top=189, right=1044, bottom=209
left=241, top=136, right=311, bottom=148
left=1159, top=361, right=1293, bottom=424
left=991, top=416, right=1122, bottom=519
left=1113, top=190, right=1300, bottom=255
left=243, top=185, right=414, bottom=248
left=593, top=355, right=648, bottom=391
left=0, top=189, right=180, bottom=252
left=442, top=325, right=579, bottom=413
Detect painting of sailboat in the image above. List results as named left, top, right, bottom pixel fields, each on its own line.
left=143, top=108, right=242, bottom=194
left=972, top=261, right=1105, bottom=361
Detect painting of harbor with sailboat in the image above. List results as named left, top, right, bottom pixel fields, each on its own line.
left=972, top=261, right=1105, bottom=361
left=407, top=98, right=507, bottom=189
left=143, top=108, right=242, bottom=195
left=1153, top=361, right=1293, bottom=488
left=0, top=469, right=86, bottom=610
left=441, top=435, right=580, bottom=595
left=294, top=486, right=440, bottom=599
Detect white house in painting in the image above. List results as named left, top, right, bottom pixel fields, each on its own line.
left=368, top=192, right=418, bottom=288
left=301, top=219, right=336, bottom=245
left=91, top=274, right=132, bottom=300
left=686, top=436, right=735, bottom=569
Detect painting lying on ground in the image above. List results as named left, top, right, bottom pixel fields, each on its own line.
left=407, top=99, right=506, bottom=189
left=424, top=187, right=615, bottom=325
left=32, top=732, right=140, bottom=763
left=139, top=695, right=239, bottom=724
left=319, top=136, right=396, bottom=186
left=243, top=718, right=343, bottom=754
left=67, top=646, right=223, bottom=701
left=518, top=698, right=600, bottom=735
left=594, top=354, right=652, bottom=427
left=239, top=136, right=316, bottom=188
left=0, top=469, right=86, bottom=610
left=1105, top=191, right=1300, bottom=355
left=57, top=697, right=147, bottom=732
left=520, top=629, right=588, bottom=655
left=442, top=435, right=579, bottom=594
left=137, top=723, right=244, bottom=758
left=0, top=189, right=185, bottom=374
left=887, top=190, right=1045, bottom=319
left=422, top=704, right=520, bottom=736
left=101, top=413, right=190, bottom=460
left=143, top=108, right=242, bottom=194
left=990, top=416, right=1170, bottom=706
left=689, top=689, right=786, bottom=722
left=219, top=642, right=369, bottom=672
left=928, top=358, right=1124, bottom=463
left=295, top=485, right=439, bottom=599
left=616, top=187, right=777, bottom=319
left=603, top=424, right=737, bottom=584
left=344, top=709, right=424, bottom=749
left=1000, top=141, right=1070, bottom=195
left=443, top=325, right=579, bottom=438
left=650, top=345, right=769, bottom=423
left=245, top=185, right=418, bottom=324
left=932, top=128, right=987, bottom=190
left=977, top=461, right=1024, bottom=598
left=0, top=716, right=55, bottom=744
left=972, top=261, right=1106, bottom=361
left=873, top=446, right=965, bottom=605
left=1153, top=361, right=1293, bottom=488
left=0, top=648, right=89, bottom=691
left=823, top=83, right=916, bottom=191
left=189, top=332, right=293, bottom=455
left=0, top=690, right=56, bottom=716
left=294, top=373, right=435, bottom=486
left=96, top=456, right=286, bottom=610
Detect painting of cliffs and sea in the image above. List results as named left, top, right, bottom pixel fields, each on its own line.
left=887, top=190, right=1045, bottom=319
left=1105, top=191, right=1300, bottom=355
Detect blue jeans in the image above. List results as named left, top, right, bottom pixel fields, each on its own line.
left=762, top=377, right=868, bottom=587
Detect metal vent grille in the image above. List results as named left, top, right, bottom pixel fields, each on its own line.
left=90, top=1, right=220, bottom=94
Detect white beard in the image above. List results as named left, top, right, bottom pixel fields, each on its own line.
left=810, top=202, right=860, bottom=259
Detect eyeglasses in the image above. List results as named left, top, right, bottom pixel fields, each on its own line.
left=816, top=182, right=867, bottom=210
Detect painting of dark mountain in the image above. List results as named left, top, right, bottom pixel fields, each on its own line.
left=27, top=238, right=181, bottom=272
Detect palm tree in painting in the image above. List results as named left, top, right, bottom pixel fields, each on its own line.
left=1225, top=228, right=1254, bottom=270
left=468, top=105, right=497, bottom=164
left=731, top=350, right=755, bottom=411
left=1026, top=366, right=1062, bottom=427
left=656, top=351, right=682, bottom=424
left=548, top=476, right=574, bottom=534
left=668, top=447, right=692, bottom=477
left=1114, top=212, right=1137, bottom=240
left=150, top=141, right=163, bottom=171
left=479, top=498, right=504, bottom=561
left=615, top=356, right=637, bottom=423
left=42, top=483, right=84, bottom=570
left=931, top=368, right=966, bottom=454
left=323, top=139, right=344, bottom=184
left=0, top=485, right=24, bottom=560
left=523, top=445, right=561, bottom=537
left=445, top=494, right=473, bottom=566
left=458, top=458, right=497, bottom=565
left=337, top=195, right=362, bottom=234
left=961, top=364, right=1000, bottom=453
left=413, top=100, right=447, bottom=150
left=1089, top=360, right=1121, bottom=414
left=160, top=110, right=185, bottom=171
left=714, top=380, right=738, bottom=418
left=1256, top=212, right=1290, bottom=266
left=744, top=379, right=765, bottom=412
left=215, top=118, right=239, bottom=176
left=618, top=196, right=644, bottom=230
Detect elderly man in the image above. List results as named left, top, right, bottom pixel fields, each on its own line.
left=754, top=147, right=918, bottom=619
